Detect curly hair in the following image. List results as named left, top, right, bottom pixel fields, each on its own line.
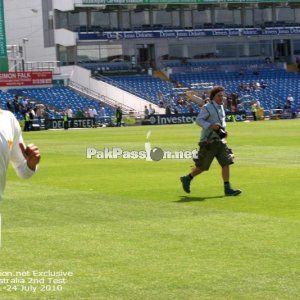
left=209, top=86, right=225, bottom=101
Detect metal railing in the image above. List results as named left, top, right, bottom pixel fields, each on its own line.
left=68, top=80, right=137, bottom=115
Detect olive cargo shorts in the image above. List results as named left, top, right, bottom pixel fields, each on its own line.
left=193, top=140, right=234, bottom=170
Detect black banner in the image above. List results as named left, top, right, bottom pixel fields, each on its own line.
left=79, top=26, right=300, bottom=41
left=226, top=111, right=247, bottom=122
left=45, top=118, right=96, bottom=129
left=144, top=111, right=246, bottom=125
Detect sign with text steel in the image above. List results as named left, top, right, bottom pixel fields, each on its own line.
left=45, top=118, right=96, bottom=129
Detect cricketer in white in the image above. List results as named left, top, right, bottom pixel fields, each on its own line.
left=0, top=109, right=41, bottom=199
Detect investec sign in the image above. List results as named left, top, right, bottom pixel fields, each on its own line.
left=148, top=114, right=197, bottom=125
left=146, top=112, right=246, bottom=125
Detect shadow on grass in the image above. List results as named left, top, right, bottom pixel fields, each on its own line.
left=176, top=195, right=224, bottom=203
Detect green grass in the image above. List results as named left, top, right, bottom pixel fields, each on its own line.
left=0, top=120, right=300, bottom=299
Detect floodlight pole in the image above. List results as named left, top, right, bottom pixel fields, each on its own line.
left=21, top=38, right=29, bottom=71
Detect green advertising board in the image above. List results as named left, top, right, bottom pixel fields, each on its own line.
left=53, top=79, right=65, bottom=86
left=0, top=0, right=8, bottom=72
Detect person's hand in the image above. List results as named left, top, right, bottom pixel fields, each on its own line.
left=19, top=143, right=41, bottom=171
left=210, top=123, right=221, bottom=130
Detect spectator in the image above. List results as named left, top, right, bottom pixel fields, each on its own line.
left=6, top=100, right=13, bottom=112
left=76, top=108, right=84, bottom=118
left=29, top=107, right=35, bottom=120
left=91, top=107, right=98, bottom=125
left=23, top=110, right=31, bottom=132
left=88, top=107, right=94, bottom=118
left=83, top=108, right=90, bottom=118
left=251, top=102, right=257, bottom=121
left=149, top=104, right=155, bottom=116
left=115, top=106, right=123, bottom=127
left=63, top=112, right=68, bottom=130
left=92, top=107, right=98, bottom=118
left=13, top=95, right=20, bottom=113
left=66, top=107, right=73, bottom=118
left=158, top=91, right=165, bottom=108
left=100, top=107, right=106, bottom=117
left=260, top=80, right=267, bottom=89
left=165, top=105, right=171, bottom=115
left=276, top=105, right=283, bottom=119
left=286, top=94, right=294, bottom=108
left=144, top=105, right=149, bottom=119
left=256, top=100, right=261, bottom=109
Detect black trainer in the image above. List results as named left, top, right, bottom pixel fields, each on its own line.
left=225, top=187, right=242, bottom=196
left=180, top=176, right=191, bottom=193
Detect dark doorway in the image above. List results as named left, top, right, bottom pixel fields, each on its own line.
left=136, top=44, right=156, bottom=70
left=273, top=40, right=291, bottom=63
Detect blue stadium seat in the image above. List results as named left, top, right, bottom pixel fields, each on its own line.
left=1, top=87, right=114, bottom=120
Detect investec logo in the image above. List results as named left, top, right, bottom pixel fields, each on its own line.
left=225, top=113, right=247, bottom=122
left=149, top=115, right=197, bottom=125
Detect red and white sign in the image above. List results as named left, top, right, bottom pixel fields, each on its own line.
left=0, top=71, right=53, bottom=87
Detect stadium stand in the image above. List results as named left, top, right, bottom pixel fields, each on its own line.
left=99, top=75, right=174, bottom=104
left=170, top=65, right=300, bottom=117
left=96, top=74, right=201, bottom=115
left=0, top=87, right=114, bottom=120
left=76, top=55, right=299, bottom=120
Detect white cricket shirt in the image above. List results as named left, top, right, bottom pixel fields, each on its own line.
left=0, top=109, right=35, bottom=199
